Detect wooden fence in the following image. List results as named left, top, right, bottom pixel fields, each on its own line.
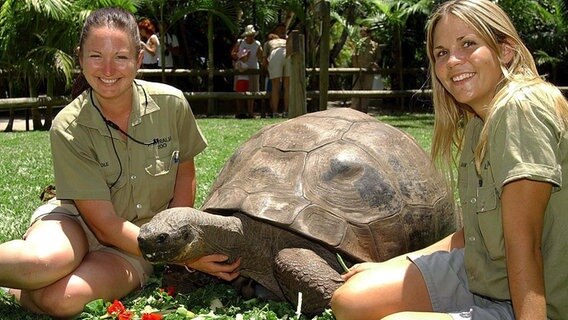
left=1, top=67, right=567, bottom=131
left=0, top=67, right=425, bottom=111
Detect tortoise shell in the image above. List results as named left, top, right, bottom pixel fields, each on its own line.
left=201, top=108, right=456, bottom=262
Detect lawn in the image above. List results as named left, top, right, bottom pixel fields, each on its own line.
left=0, top=111, right=434, bottom=319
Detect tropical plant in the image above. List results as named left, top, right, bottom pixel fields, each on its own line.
left=138, top=0, right=239, bottom=84
left=0, top=0, right=75, bottom=129
left=500, top=0, right=568, bottom=84
left=0, top=0, right=141, bottom=130
left=362, top=0, right=433, bottom=90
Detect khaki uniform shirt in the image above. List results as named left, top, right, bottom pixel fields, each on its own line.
left=50, top=80, right=207, bottom=226
left=459, top=84, right=568, bottom=318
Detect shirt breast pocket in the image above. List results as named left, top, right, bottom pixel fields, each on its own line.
left=144, top=148, right=179, bottom=211
left=145, top=150, right=179, bottom=177
left=476, top=185, right=505, bottom=261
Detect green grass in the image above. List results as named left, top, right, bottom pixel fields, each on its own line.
left=0, top=112, right=434, bottom=319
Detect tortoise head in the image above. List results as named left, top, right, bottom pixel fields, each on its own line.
left=138, top=207, right=208, bottom=263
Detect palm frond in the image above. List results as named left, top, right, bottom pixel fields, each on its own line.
left=26, top=0, right=72, bottom=21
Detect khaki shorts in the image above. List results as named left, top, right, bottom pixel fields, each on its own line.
left=267, top=48, right=290, bottom=79
left=409, top=249, right=514, bottom=320
left=26, top=198, right=153, bottom=286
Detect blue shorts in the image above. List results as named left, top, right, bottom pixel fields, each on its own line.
left=410, top=249, right=515, bottom=320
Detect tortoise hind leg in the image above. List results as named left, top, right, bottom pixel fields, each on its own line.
left=274, top=248, right=344, bottom=315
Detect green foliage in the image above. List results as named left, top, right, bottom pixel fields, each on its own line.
left=0, top=0, right=77, bottom=95
left=482, top=0, right=568, bottom=82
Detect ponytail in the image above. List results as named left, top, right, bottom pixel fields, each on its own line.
left=71, top=73, right=91, bottom=99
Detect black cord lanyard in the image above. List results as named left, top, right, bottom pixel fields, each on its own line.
left=89, top=88, right=157, bottom=146
left=89, top=85, right=156, bottom=188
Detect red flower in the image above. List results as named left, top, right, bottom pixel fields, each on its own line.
left=159, top=286, right=176, bottom=297
left=118, top=311, right=134, bottom=320
left=166, top=286, right=176, bottom=297
left=107, top=300, right=126, bottom=316
left=141, top=313, right=163, bottom=320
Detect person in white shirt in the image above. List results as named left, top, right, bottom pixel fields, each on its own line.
left=157, top=26, right=180, bottom=68
left=138, top=18, right=160, bottom=69
left=231, top=25, right=264, bottom=118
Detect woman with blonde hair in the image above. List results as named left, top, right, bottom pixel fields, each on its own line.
left=331, top=0, right=568, bottom=319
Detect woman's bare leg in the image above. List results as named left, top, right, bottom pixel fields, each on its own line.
left=0, top=216, right=88, bottom=290
left=16, top=251, right=141, bottom=318
left=331, top=258, right=432, bottom=320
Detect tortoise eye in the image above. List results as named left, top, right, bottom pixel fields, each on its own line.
left=157, top=233, right=169, bottom=243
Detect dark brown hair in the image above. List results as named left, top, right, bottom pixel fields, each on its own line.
left=72, top=7, right=141, bottom=98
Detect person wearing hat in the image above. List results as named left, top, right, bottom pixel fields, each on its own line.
left=231, top=24, right=264, bottom=119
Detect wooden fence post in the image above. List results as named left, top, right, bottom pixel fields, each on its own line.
left=287, top=30, right=307, bottom=118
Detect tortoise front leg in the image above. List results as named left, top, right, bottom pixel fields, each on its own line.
left=274, top=247, right=344, bottom=315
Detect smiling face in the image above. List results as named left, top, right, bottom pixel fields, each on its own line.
left=432, top=14, right=511, bottom=119
left=79, top=26, right=143, bottom=106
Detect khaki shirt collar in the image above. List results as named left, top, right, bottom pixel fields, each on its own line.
left=76, top=81, right=161, bottom=135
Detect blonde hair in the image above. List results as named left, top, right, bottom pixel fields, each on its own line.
left=426, top=0, right=568, bottom=176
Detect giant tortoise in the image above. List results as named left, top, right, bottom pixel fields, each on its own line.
left=138, top=108, right=456, bottom=314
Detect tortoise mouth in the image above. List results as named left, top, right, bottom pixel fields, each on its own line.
left=142, top=251, right=165, bottom=262
left=138, top=235, right=183, bottom=263
left=140, top=247, right=182, bottom=263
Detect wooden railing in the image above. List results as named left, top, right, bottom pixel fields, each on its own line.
left=1, top=67, right=567, bottom=131
left=0, top=66, right=426, bottom=110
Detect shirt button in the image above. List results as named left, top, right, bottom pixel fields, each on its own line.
left=136, top=204, right=142, bottom=209
left=130, top=175, right=137, bottom=180
left=468, top=236, right=476, bottom=242
left=470, top=197, right=477, bottom=204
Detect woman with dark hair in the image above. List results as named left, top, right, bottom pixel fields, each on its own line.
left=0, top=7, right=239, bottom=318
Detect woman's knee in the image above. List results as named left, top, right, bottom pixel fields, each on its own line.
left=331, top=283, right=372, bottom=320
left=32, top=248, right=84, bottom=280
left=30, top=284, right=87, bottom=318
left=22, top=218, right=88, bottom=280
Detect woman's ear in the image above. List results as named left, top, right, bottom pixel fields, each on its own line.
left=76, top=46, right=83, bottom=68
left=501, top=40, right=515, bottom=65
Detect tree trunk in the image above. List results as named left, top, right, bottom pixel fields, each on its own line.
left=318, top=1, right=330, bottom=111
left=207, top=12, right=216, bottom=115
left=393, top=25, right=405, bottom=109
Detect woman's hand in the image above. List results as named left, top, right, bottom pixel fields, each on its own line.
left=185, top=254, right=241, bottom=281
left=340, top=262, right=381, bottom=281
